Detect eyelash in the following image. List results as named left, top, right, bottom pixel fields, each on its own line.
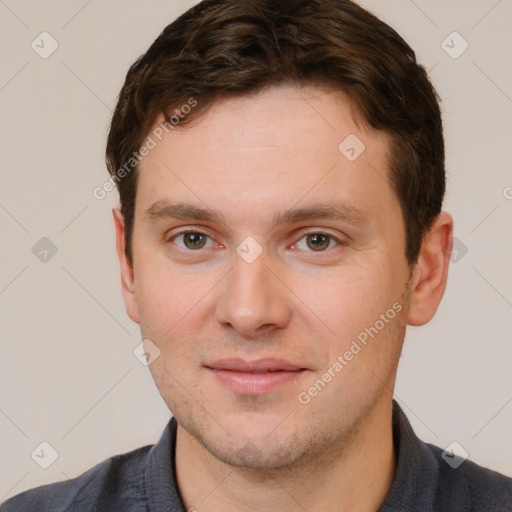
left=169, top=231, right=218, bottom=250
left=293, top=231, right=342, bottom=252
left=167, top=230, right=343, bottom=253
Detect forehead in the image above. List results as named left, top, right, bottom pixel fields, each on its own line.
left=135, top=85, right=397, bottom=229
left=157, top=86, right=374, bottom=158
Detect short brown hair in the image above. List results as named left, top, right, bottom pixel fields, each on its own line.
left=106, top=0, right=445, bottom=265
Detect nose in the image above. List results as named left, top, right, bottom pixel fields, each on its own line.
left=215, top=249, right=292, bottom=339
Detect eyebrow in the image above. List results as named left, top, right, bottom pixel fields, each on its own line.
left=271, top=202, right=369, bottom=227
left=144, top=201, right=228, bottom=224
left=144, top=200, right=369, bottom=227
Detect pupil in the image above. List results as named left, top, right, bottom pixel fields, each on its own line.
left=185, top=233, right=206, bottom=249
left=307, top=234, right=329, bottom=251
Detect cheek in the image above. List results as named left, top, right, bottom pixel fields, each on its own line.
left=134, top=255, right=205, bottom=338
left=303, top=270, right=407, bottom=397
left=133, top=256, right=217, bottom=383
left=299, top=267, right=408, bottom=388
left=300, top=266, right=399, bottom=341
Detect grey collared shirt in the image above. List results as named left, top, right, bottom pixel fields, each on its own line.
left=1, top=402, right=511, bottom=511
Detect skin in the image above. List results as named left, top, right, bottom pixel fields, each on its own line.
left=113, top=85, right=453, bottom=512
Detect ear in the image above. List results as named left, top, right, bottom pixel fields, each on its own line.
left=406, top=212, right=453, bottom=326
left=113, top=205, right=140, bottom=324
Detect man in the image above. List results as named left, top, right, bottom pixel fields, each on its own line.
left=2, top=0, right=510, bottom=510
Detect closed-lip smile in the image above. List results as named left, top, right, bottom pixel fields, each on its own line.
left=205, top=358, right=308, bottom=394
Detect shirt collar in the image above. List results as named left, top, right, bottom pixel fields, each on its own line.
left=378, top=400, right=440, bottom=511
left=144, top=416, right=185, bottom=512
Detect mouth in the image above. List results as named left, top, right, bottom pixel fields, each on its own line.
left=205, top=358, right=309, bottom=395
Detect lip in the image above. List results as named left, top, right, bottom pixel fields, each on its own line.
left=206, top=358, right=308, bottom=395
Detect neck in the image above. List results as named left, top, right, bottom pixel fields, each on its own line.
left=175, top=397, right=396, bottom=512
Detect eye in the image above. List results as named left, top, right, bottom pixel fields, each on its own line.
left=294, top=232, right=340, bottom=252
left=171, top=231, right=215, bottom=250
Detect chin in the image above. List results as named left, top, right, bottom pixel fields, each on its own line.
left=201, top=433, right=307, bottom=473
left=179, top=407, right=330, bottom=474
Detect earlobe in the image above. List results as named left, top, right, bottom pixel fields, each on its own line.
left=112, top=205, right=140, bottom=324
left=406, top=212, right=453, bottom=326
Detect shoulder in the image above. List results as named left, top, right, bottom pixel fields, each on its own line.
left=427, top=443, right=512, bottom=511
left=385, top=402, right=512, bottom=511
left=0, top=444, right=153, bottom=512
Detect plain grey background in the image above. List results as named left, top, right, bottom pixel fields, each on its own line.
left=1, top=0, right=511, bottom=500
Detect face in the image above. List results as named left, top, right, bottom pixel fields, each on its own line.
left=117, top=85, right=416, bottom=471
